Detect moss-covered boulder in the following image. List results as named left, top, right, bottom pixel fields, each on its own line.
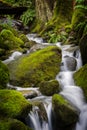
left=0, top=90, right=32, bottom=119
left=74, top=64, right=87, bottom=100
left=0, top=60, right=9, bottom=89
left=79, top=34, right=87, bottom=65
left=8, top=46, right=61, bottom=87
left=0, top=118, right=32, bottom=130
left=0, top=29, right=24, bottom=50
left=52, top=94, right=78, bottom=129
left=39, top=80, right=60, bottom=96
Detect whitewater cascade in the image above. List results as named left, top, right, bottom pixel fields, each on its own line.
left=26, top=34, right=87, bottom=130
left=5, top=34, right=87, bottom=130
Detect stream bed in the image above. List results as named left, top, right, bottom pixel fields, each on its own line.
left=4, top=34, right=87, bottom=130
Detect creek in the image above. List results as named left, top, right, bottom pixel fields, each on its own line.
left=4, top=34, right=87, bottom=130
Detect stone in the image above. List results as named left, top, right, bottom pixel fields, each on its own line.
left=39, top=80, right=60, bottom=96
left=0, top=90, right=32, bottom=119
left=8, top=46, right=61, bottom=87
left=52, top=94, right=78, bottom=129
left=74, top=64, right=87, bottom=100
left=63, top=56, right=77, bottom=71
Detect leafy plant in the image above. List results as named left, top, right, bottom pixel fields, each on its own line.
left=20, top=9, right=35, bottom=26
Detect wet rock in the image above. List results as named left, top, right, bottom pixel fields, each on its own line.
left=32, top=101, right=48, bottom=122
left=29, top=44, right=47, bottom=52
left=52, top=94, right=78, bottom=129
left=19, top=90, right=38, bottom=99
left=64, top=56, right=77, bottom=71
left=39, top=80, right=60, bottom=96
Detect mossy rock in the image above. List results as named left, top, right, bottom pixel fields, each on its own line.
left=74, top=64, right=87, bottom=100
left=8, top=46, right=61, bottom=87
left=19, top=34, right=36, bottom=50
left=0, top=60, right=9, bottom=89
left=0, top=118, right=32, bottom=130
left=0, top=90, right=32, bottom=119
left=0, top=29, right=24, bottom=50
left=52, top=94, right=78, bottom=128
left=19, top=34, right=29, bottom=43
left=39, top=80, right=60, bottom=96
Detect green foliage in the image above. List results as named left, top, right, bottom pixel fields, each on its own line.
left=0, top=60, right=9, bottom=88
left=20, top=9, right=35, bottom=26
left=71, top=8, right=85, bottom=28
left=43, top=30, right=67, bottom=43
left=8, top=46, right=61, bottom=87
left=0, top=90, right=32, bottom=118
left=75, top=5, right=87, bottom=9
left=76, top=0, right=85, bottom=4
left=3, top=0, right=34, bottom=7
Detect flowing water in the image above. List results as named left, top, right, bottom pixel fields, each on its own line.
left=5, top=34, right=87, bottom=130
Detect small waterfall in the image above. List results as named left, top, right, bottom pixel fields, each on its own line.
left=3, top=51, right=22, bottom=64
left=29, top=106, right=49, bottom=130
left=56, top=44, right=87, bottom=130
left=44, top=103, right=52, bottom=130
left=26, top=34, right=44, bottom=44
left=76, top=105, right=87, bottom=130
left=27, top=97, right=53, bottom=130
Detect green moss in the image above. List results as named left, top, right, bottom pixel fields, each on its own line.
left=8, top=46, right=61, bottom=87
left=74, top=64, right=87, bottom=100
left=39, top=80, right=60, bottom=96
left=0, top=29, right=24, bottom=50
left=0, top=90, right=32, bottom=118
left=52, top=94, right=78, bottom=126
left=0, top=23, right=18, bottom=36
left=19, top=34, right=36, bottom=49
left=19, top=34, right=29, bottom=43
left=0, top=60, right=9, bottom=89
left=52, top=94, right=68, bottom=105
left=0, top=118, right=32, bottom=130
